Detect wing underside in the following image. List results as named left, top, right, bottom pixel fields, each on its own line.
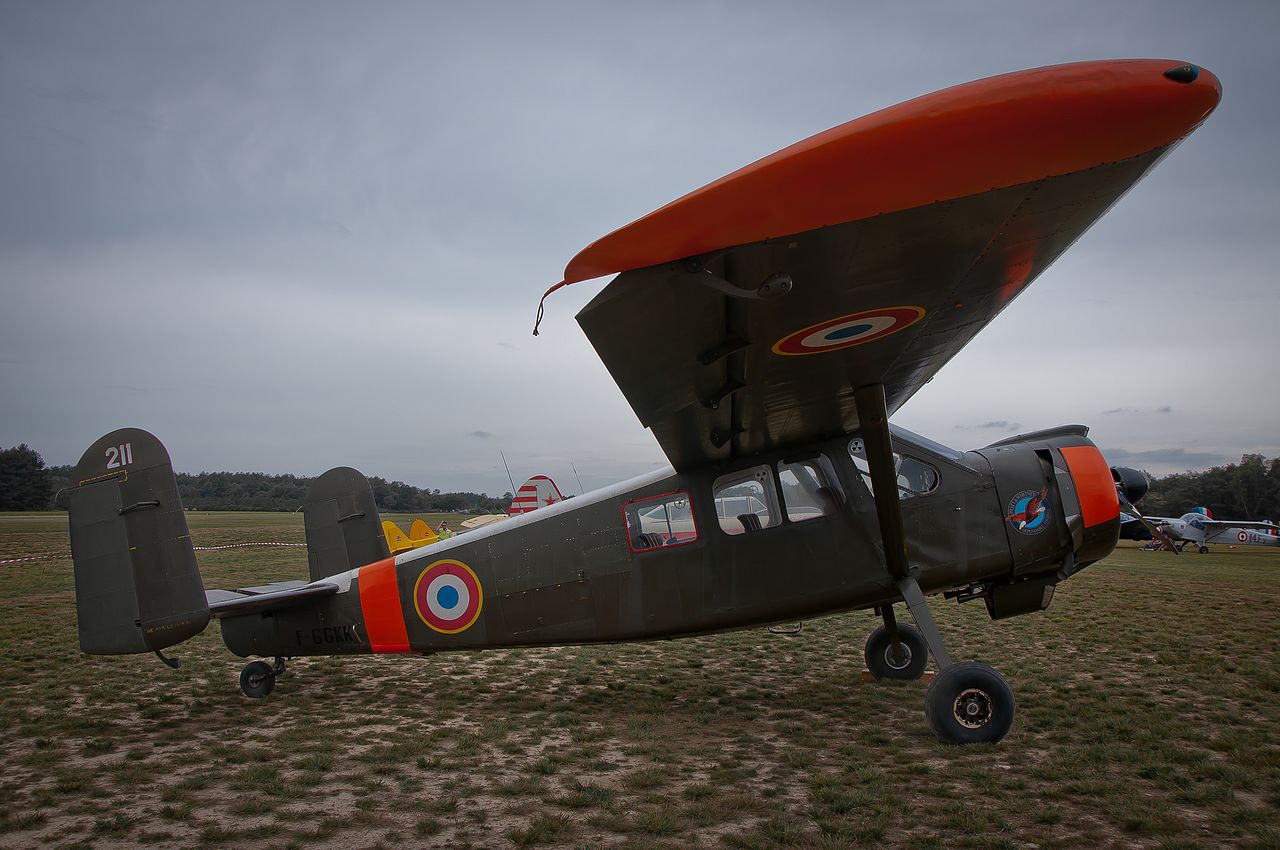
left=578, top=151, right=1168, bottom=470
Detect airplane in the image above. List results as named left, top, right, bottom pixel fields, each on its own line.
left=382, top=518, right=438, bottom=555
left=508, top=475, right=566, bottom=516
left=454, top=474, right=569, bottom=530
left=60, top=59, right=1221, bottom=745
left=1123, top=506, right=1280, bottom=553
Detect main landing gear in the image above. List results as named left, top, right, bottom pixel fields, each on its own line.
left=852, top=383, right=1015, bottom=745
left=239, top=657, right=287, bottom=698
left=865, top=581, right=1015, bottom=745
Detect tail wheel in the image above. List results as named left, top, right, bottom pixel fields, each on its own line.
left=239, top=660, right=276, bottom=698
left=864, top=623, right=929, bottom=681
left=924, top=662, right=1015, bottom=744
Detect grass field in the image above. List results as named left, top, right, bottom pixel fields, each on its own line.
left=0, top=512, right=1277, bottom=849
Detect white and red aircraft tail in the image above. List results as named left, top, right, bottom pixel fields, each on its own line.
left=508, top=475, right=565, bottom=516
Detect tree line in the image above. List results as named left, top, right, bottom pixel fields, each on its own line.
left=1139, top=454, right=1280, bottom=521
left=0, top=444, right=511, bottom=513
left=4, top=443, right=1279, bottom=520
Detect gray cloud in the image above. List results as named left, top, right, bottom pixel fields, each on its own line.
left=468, top=430, right=492, bottom=440
left=1, top=1, right=1276, bottom=495
left=1099, top=447, right=1233, bottom=473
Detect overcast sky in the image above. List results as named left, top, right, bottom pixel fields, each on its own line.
left=1, top=1, right=1276, bottom=496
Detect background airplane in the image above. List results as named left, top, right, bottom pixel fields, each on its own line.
left=1123, top=506, right=1280, bottom=552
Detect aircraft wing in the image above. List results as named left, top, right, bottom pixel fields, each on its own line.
left=206, top=580, right=340, bottom=619
left=1200, top=519, right=1279, bottom=531
left=566, top=61, right=1220, bottom=470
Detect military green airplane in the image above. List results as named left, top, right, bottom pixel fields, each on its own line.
left=63, top=59, right=1221, bottom=744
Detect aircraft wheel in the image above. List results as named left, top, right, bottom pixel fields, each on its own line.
left=864, top=623, right=929, bottom=680
left=1198, top=546, right=1209, bottom=554
left=924, top=662, right=1015, bottom=745
left=239, top=660, right=276, bottom=698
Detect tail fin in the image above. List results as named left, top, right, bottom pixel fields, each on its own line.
left=382, top=520, right=413, bottom=554
left=507, top=475, right=565, bottom=516
left=66, top=429, right=209, bottom=655
left=302, top=467, right=390, bottom=581
left=409, top=519, right=439, bottom=544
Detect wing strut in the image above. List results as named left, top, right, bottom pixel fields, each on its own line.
left=853, top=384, right=953, bottom=671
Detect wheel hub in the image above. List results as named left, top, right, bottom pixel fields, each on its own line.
left=885, top=643, right=913, bottom=670
left=953, top=687, right=993, bottom=728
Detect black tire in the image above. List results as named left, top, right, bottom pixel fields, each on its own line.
left=1198, top=545, right=1209, bottom=554
left=924, top=662, right=1015, bottom=744
left=239, top=660, right=275, bottom=698
left=864, top=623, right=929, bottom=681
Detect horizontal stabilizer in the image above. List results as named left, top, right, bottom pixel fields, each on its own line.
left=206, top=580, right=339, bottom=619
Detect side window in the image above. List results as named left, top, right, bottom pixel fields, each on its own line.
left=622, top=491, right=698, bottom=553
left=848, top=438, right=939, bottom=499
left=777, top=458, right=844, bottom=522
left=713, top=466, right=780, bottom=535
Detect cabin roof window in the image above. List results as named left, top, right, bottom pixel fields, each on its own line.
left=849, top=438, right=940, bottom=499
left=621, top=490, right=698, bottom=553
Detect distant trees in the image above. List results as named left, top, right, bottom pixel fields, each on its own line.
left=0, top=445, right=52, bottom=510
left=39, top=465, right=509, bottom=513
left=1142, top=454, right=1280, bottom=521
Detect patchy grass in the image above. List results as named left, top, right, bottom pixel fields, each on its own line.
left=0, top=514, right=1278, bottom=848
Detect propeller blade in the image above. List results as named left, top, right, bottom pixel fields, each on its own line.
left=1119, top=493, right=1180, bottom=554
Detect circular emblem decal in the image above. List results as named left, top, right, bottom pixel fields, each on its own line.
left=772, top=306, right=925, bottom=356
left=1238, top=531, right=1249, bottom=543
left=1005, top=487, right=1049, bottom=535
left=413, top=559, right=483, bottom=634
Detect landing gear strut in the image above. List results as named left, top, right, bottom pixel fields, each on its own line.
left=853, top=383, right=1016, bottom=745
left=239, top=657, right=287, bottom=698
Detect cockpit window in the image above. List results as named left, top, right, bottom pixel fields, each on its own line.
left=713, top=465, right=780, bottom=535
left=621, top=491, right=698, bottom=553
left=849, top=438, right=939, bottom=499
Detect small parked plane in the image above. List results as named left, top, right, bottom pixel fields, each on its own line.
left=61, top=59, right=1221, bottom=744
left=1123, top=507, right=1280, bottom=553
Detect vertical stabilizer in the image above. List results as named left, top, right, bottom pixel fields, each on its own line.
left=67, top=428, right=209, bottom=655
left=507, top=475, right=566, bottom=516
left=302, top=467, right=390, bottom=581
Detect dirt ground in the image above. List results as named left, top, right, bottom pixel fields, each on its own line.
left=0, top=512, right=1277, bottom=849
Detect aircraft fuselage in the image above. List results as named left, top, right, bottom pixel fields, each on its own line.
left=219, top=427, right=1121, bottom=658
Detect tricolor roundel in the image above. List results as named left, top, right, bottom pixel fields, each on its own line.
left=413, top=559, right=483, bottom=634
left=772, top=306, right=925, bottom=355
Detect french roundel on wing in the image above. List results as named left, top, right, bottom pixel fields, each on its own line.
left=413, top=560, right=483, bottom=634
left=772, top=306, right=925, bottom=356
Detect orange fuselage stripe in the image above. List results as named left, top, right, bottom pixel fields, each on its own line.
left=1060, top=446, right=1120, bottom=529
left=563, top=59, right=1220, bottom=285
left=357, top=558, right=410, bottom=653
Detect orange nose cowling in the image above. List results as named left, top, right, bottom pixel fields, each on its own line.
left=1059, top=445, right=1122, bottom=566
left=1060, top=446, right=1121, bottom=528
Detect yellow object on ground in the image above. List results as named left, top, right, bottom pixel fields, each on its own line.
left=383, top=519, right=438, bottom=555
left=409, top=519, right=438, bottom=544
